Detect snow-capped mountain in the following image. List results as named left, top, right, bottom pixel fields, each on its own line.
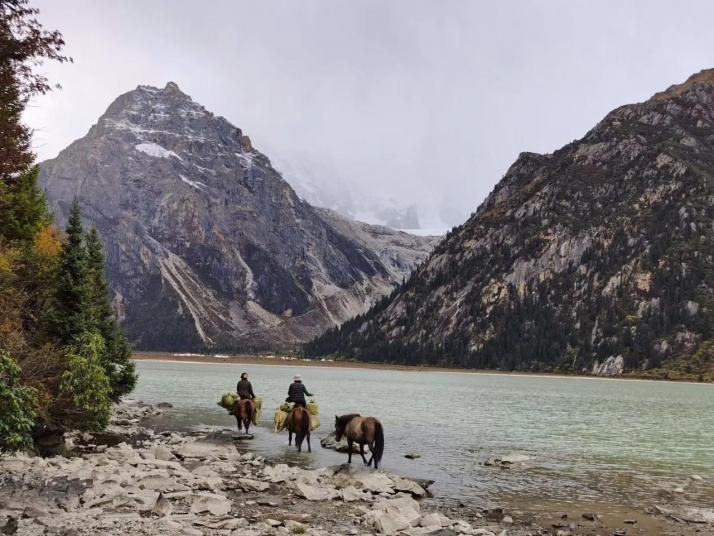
left=39, top=82, right=439, bottom=350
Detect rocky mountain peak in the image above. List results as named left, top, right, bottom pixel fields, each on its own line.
left=39, top=85, right=438, bottom=351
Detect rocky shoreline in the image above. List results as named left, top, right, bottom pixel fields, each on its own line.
left=1, top=401, right=711, bottom=536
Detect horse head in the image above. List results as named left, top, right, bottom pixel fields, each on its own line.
left=334, top=413, right=360, bottom=442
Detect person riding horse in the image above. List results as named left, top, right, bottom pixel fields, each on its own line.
left=286, top=374, right=313, bottom=407
left=236, top=372, right=255, bottom=400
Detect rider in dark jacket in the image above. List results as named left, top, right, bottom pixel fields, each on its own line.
left=286, top=374, right=313, bottom=407
left=236, top=372, right=256, bottom=400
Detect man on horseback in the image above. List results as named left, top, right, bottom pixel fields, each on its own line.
left=237, top=372, right=255, bottom=400
left=286, top=374, right=313, bottom=407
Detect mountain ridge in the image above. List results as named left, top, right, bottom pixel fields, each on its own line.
left=306, top=69, right=714, bottom=380
left=39, top=82, right=438, bottom=351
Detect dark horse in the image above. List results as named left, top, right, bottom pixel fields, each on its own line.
left=286, top=405, right=311, bottom=452
left=234, top=399, right=255, bottom=434
left=335, top=414, right=384, bottom=469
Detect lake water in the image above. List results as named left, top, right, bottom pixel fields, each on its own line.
left=133, top=360, right=714, bottom=514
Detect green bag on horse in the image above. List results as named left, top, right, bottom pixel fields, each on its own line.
left=218, top=392, right=238, bottom=414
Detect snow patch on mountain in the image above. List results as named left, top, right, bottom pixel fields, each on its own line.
left=135, top=142, right=182, bottom=160
left=179, top=174, right=207, bottom=191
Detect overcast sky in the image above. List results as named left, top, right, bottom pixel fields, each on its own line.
left=24, top=0, right=714, bottom=231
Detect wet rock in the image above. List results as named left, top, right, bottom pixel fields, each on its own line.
left=501, top=515, right=513, bottom=524
left=499, top=455, right=530, bottom=465
left=190, top=493, right=232, bottom=516
left=612, top=530, right=626, bottom=536
left=581, top=512, right=597, bottom=521
left=405, top=453, right=421, bottom=460
left=156, top=402, right=173, bottom=408
left=320, top=432, right=361, bottom=453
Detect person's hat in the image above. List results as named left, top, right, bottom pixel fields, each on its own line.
left=293, top=374, right=302, bottom=381
left=241, top=372, right=248, bottom=378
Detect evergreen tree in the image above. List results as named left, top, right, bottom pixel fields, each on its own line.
left=85, top=227, right=136, bottom=399
left=45, top=199, right=91, bottom=343
left=0, top=166, right=49, bottom=244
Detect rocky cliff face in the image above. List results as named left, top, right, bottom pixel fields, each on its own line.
left=307, top=70, right=714, bottom=379
left=39, top=83, right=437, bottom=351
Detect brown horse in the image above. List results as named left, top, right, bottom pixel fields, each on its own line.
left=286, top=405, right=311, bottom=452
left=335, top=414, right=384, bottom=469
left=234, top=399, right=254, bottom=434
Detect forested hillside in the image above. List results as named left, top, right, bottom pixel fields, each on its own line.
left=306, top=70, right=714, bottom=381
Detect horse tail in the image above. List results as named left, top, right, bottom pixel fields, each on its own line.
left=373, top=420, right=384, bottom=469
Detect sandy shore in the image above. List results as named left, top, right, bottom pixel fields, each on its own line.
left=1, top=401, right=710, bottom=536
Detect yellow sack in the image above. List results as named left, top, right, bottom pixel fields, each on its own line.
left=310, top=413, right=320, bottom=431
left=307, top=399, right=319, bottom=416
left=274, top=409, right=289, bottom=432
left=252, top=397, right=262, bottom=425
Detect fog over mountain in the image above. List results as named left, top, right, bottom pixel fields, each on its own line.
left=24, top=0, right=714, bottom=232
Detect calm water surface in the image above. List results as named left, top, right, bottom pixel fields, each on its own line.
left=133, top=360, right=714, bottom=512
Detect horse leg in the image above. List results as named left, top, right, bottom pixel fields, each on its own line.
left=347, top=439, right=354, bottom=464
left=288, top=429, right=292, bottom=446
left=359, top=443, right=369, bottom=465
left=366, top=441, right=374, bottom=467
left=307, top=430, right=311, bottom=453
left=244, top=418, right=250, bottom=434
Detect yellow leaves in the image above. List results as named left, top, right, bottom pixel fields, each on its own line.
left=34, top=224, right=61, bottom=259
left=0, top=249, right=16, bottom=276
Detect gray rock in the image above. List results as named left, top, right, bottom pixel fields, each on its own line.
left=151, top=493, right=172, bottom=517
left=190, top=493, right=232, bottom=516
left=237, top=478, right=270, bottom=492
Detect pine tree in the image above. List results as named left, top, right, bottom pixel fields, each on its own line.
left=0, top=166, right=49, bottom=244
left=85, top=227, right=136, bottom=399
left=45, top=199, right=91, bottom=343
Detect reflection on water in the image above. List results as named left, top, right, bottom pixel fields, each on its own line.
left=133, top=360, right=714, bottom=511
